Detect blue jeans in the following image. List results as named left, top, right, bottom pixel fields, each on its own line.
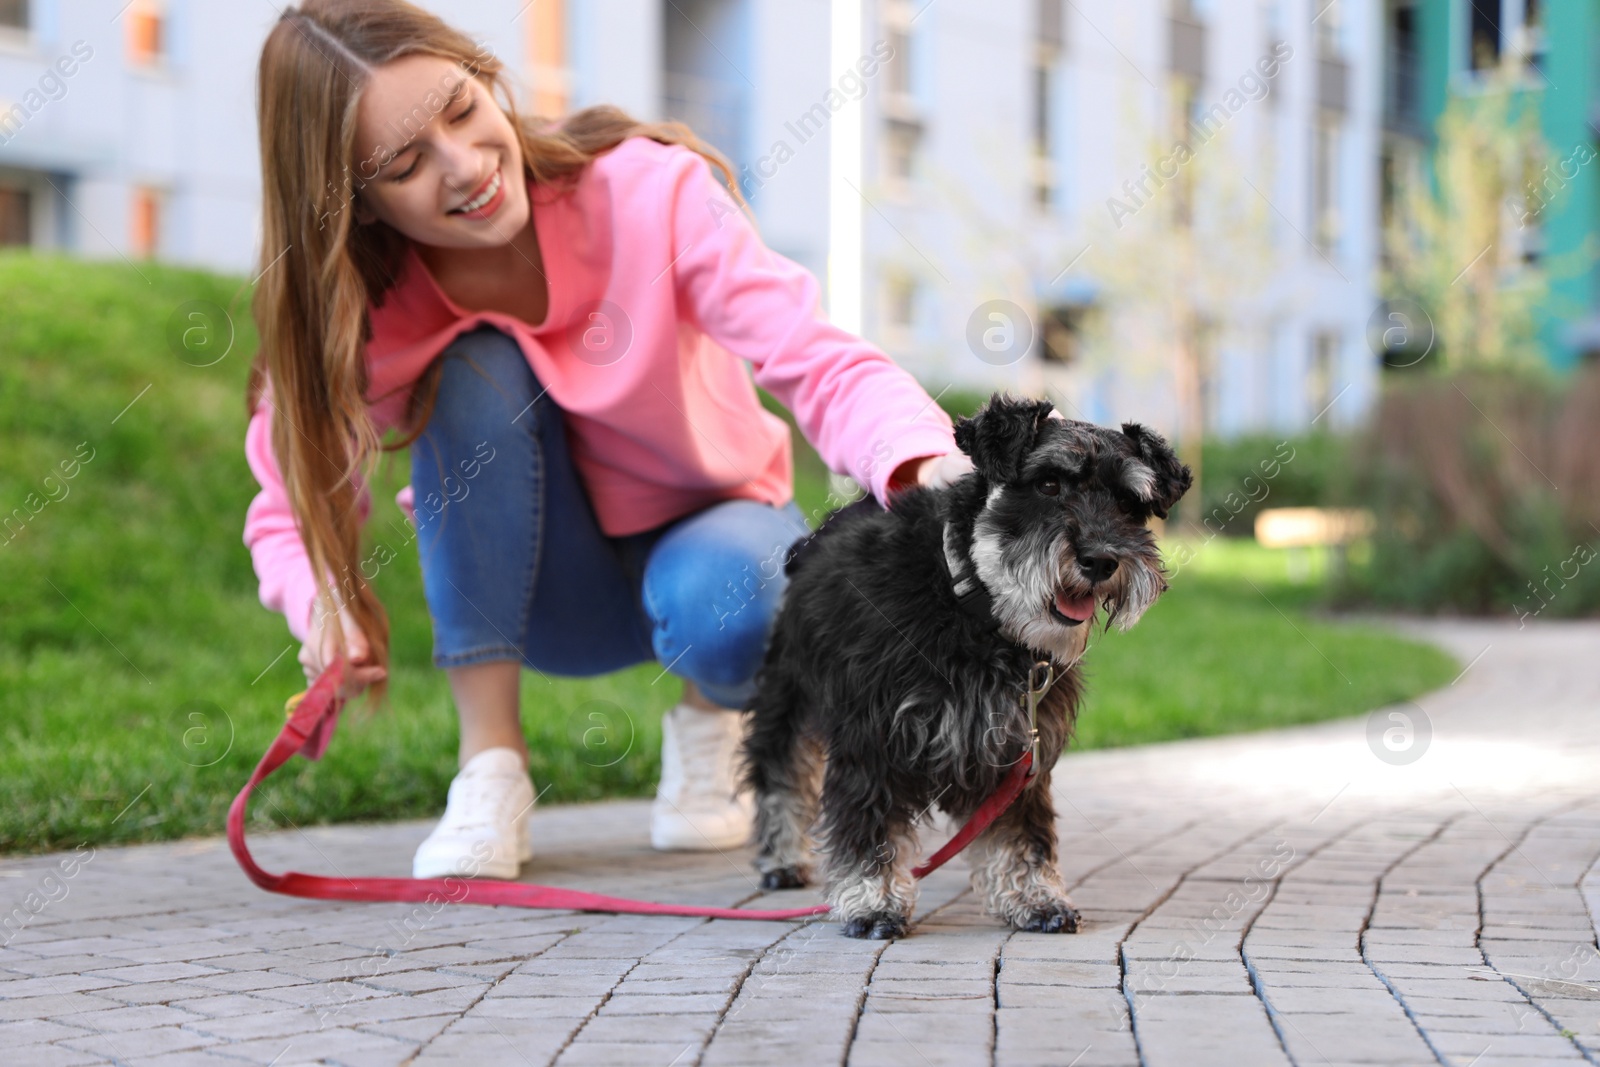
left=409, top=326, right=811, bottom=709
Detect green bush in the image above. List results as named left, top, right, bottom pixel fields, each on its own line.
left=1186, top=431, right=1356, bottom=537
left=1335, top=368, right=1600, bottom=618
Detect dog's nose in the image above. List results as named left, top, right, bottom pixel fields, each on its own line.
left=1078, top=554, right=1118, bottom=583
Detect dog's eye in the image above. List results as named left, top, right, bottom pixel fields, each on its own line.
left=1037, top=477, right=1061, bottom=497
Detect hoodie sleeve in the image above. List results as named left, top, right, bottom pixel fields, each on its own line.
left=242, top=393, right=371, bottom=644
left=661, top=146, right=957, bottom=507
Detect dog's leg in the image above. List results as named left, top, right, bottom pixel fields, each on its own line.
left=743, top=656, right=822, bottom=889
left=819, top=758, right=919, bottom=939
left=964, top=769, right=1079, bottom=933
left=749, top=735, right=823, bottom=889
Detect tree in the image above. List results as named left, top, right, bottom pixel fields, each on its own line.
left=1382, top=63, right=1548, bottom=373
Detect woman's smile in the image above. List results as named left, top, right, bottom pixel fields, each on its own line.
left=448, top=168, right=505, bottom=219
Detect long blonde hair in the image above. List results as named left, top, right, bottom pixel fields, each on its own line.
left=247, top=0, right=748, bottom=709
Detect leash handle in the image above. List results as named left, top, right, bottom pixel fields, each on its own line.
left=228, top=665, right=1033, bottom=920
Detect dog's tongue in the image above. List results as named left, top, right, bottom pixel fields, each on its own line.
left=1053, top=589, right=1096, bottom=623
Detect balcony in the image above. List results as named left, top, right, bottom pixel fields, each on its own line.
left=1317, top=55, right=1349, bottom=114
left=1168, top=14, right=1205, bottom=83
left=662, top=70, right=747, bottom=178
left=1383, top=45, right=1423, bottom=136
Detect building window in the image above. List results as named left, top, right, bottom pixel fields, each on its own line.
left=883, top=2, right=911, bottom=97
left=1313, top=0, right=1344, bottom=57
left=0, top=0, right=27, bottom=31
left=131, top=187, right=163, bottom=259
left=1308, top=330, right=1338, bottom=420
left=0, top=185, right=29, bottom=246
left=884, top=274, right=916, bottom=333
left=1468, top=0, right=1501, bottom=70
left=1462, top=1, right=1546, bottom=78
left=1168, top=0, right=1206, bottom=82
left=1311, top=112, right=1341, bottom=253
left=1032, top=1, right=1063, bottom=211
left=1031, top=64, right=1053, bottom=210
left=884, top=119, right=920, bottom=185
left=126, top=0, right=166, bottom=68
left=1171, top=78, right=1198, bottom=229
left=1384, top=1, right=1420, bottom=130
left=880, top=0, right=922, bottom=195
left=1039, top=303, right=1090, bottom=366
left=1518, top=0, right=1546, bottom=75
left=664, top=71, right=745, bottom=179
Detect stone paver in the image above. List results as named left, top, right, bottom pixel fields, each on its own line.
left=3, top=618, right=1599, bottom=1066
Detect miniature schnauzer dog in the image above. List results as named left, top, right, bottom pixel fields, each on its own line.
left=741, top=394, right=1192, bottom=939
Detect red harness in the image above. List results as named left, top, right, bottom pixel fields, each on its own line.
left=227, top=659, right=1037, bottom=921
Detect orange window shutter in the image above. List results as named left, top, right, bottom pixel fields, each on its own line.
left=131, top=188, right=159, bottom=258
left=526, top=0, right=568, bottom=118
left=127, top=4, right=163, bottom=64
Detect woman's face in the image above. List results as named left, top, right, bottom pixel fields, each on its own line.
left=351, top=54, right=529, bottom=248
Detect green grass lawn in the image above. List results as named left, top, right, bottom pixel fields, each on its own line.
left=0, top=256, right=1457, bottom=855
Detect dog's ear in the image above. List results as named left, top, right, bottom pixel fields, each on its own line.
left=1119, top=422, right=1193, bottom=519
left=954, top=393, right=1058, bottom=485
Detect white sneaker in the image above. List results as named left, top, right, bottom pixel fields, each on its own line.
left=412, top=747, right=534, bottom=880
left=651, top=703, right=755, bottom=851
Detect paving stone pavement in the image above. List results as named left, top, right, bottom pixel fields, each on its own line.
left=3, top=618, right=1599, bottom=1067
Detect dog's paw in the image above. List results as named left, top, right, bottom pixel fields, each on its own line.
left=840, top=913, right=909, bottom=940
left=759, top=866, right=808, bottom=890
left=1015, top=900, right=1080, bottom=934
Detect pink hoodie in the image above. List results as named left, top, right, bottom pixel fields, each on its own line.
left=243, top=136, right=958, bottom=643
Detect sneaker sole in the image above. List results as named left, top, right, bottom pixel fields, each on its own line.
left=412, top=818, right=533, bottom=880
left=413, top=854, right=521, bottom=880
left=650, top=815, right=751, bottom=852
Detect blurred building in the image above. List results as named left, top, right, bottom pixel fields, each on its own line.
left=1382, top=0, right=1600, bottom=371
left=511, top=0, right=1390, bottom=439
left=0, top=0, right=528, bottom=270
left=837, top=0, right=1384, bottom=439
left=2, top=0, right=1411, bottom=440
left=570, top=1, right=1389, bottom=438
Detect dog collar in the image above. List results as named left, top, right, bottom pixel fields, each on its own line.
left=941, top=519, right=1074, bottom=670
left=941, top=520, right=1000, bottom=628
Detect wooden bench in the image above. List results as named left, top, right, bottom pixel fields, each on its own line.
left=1254, top=507, right=1375, bottom=581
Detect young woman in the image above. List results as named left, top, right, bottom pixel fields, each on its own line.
left=243, top=0, right=971, bottom=881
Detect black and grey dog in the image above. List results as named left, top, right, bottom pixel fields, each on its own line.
left=741, top=394, right=1192, bottom=939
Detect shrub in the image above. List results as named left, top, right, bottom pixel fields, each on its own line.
left=1338, top=366, right=1600, bottom=618
left=1188, top=431, right=1356, bottom=537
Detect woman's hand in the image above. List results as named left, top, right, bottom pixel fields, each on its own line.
left=913, top=451, right=975, bottom=489
left=884, top=451, right=976, bottom=506
left=298, top=604, right=387, bottom=696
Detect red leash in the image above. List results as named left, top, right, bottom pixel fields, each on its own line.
left=227, top=659, right=1035, bottom=921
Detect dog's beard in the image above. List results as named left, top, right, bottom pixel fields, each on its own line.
left=1101, top=556, right=1166, bottom=631
left=968, top=515, right=1091, bottom=664
left=965, top=505, right=1168, bottom=661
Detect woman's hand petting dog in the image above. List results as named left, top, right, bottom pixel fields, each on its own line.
left=914, top=451, right=976, bottom=490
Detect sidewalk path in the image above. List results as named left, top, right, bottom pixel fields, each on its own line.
left=3, top=619, right=1598, bottom=1066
